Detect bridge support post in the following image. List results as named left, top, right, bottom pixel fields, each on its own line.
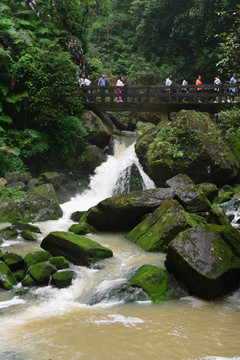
left=161, top=112, right=169, bottom=122
left=208, top=112, right=217, bottom=123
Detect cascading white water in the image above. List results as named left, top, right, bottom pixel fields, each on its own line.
left=60, top=139, right=155, bottom=222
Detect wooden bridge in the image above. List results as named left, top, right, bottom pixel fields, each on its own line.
left=80, top=84, right=238, bottom=115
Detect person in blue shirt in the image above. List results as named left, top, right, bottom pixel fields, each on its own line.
left=229, top=74, right=237, bottom=102
left=98, top=74, right=108, bottom=86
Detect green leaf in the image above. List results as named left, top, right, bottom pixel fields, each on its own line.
left=5, top=91, right=28, bottom=103
left=0, top=115, right=12, bottom=124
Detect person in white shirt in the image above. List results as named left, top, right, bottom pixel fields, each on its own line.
left=116, top=76, right=124, bottom=102
left=213, top=75, right=221, bottom=102
left=181, top=76, right=188, bottom=102
left=165, top=74, right=172, bottom=102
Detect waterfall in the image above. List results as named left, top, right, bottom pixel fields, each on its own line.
left=61, top=139, right=155, bottom=221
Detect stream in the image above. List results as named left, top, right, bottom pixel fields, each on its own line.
left=0, top=137, right=239, bottom=360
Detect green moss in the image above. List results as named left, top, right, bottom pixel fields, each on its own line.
left=29, top=261, right=57, bottom=285
left=215, top=191, right=234, bottom=204
left=13, top=221, right=41, bottom=233
left=130, top=265, right=175, bottom=303
left=49, top=256, right=69, bottom=270
left=21, top=230, right=38, bottom=241
left=69, top=221, right=96, bottom=235
left=0, top=261, right=18, bottom=290
left=24, top=251, right=50, bottom=269
left=0, top=187, right=25, bottom=202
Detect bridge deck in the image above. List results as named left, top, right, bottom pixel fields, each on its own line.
left=80, top=84, right=238, bottom=113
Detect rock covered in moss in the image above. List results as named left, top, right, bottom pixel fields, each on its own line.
left=49, top=256, right=69, bottom=270
left=166, top=174, right=211, bottom=213
left=0, top=183, right=63, bottom=223
left=82, top=144, right=107, bottom=174
left=127, top=200, right=205, bottom=252
left=85, top=187, right=174, bottom=231
left=135, top=110, right=239, bottom=187
left=41, top=231, right=113, bottom=266
left=70, top=211, right=84, bottom=222
left=197, top=183, right=218, bottom=202
left=165, top=224, right=240, bottom=299
left=13, top=221, right=41, bottom=234
left=129, top=265, right=175, bottom=303
left=29, top=261, right=57, bottom=285
left=0, top=252, right=24, bottom=272
left=0, top=226, right=18, bottom=241
left=39, top=172, right=62, bottom=189
left=69, top=222, right=96, bottom=235
left=51, top=270, right=75, bottom=288
left=0, top=261, right=18, bottom=290
left=22, top=273, right=36, bottom=287
left=24, top=251, right=50, bottom=269
left=112, top=163, right=144, bottom=195
left=21, top=230, right=38, bottom=241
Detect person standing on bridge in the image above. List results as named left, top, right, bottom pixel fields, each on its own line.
left=196, top=75, right=202, bottom=103
left=98, top=73, right=108, bottom=102
left=115, top=76, right=124, bottom=102
left=98, top=73, right=108, bottom=87
left=229, top=74, right=237, bottom=102
left=165, top=74, right=172, bottom=102
left=181, top=76, right=188, bottom=102
left=213, top=75, right=221, bottom=103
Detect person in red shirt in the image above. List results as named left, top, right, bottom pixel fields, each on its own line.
left=196, top=75, right=202, bottom=103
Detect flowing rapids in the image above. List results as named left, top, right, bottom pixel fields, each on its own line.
left=0, top=139, right=240, bottom=360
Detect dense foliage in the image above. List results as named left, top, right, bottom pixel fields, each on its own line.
left=87, top=0, right=240, bottom=84
left=0, top=0, right=91, bottom=176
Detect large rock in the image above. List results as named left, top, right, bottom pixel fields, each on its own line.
left=81, top=145, right=107, bottom=174
left=165, top=224, right=240, bottom=299
left=0, top=252, right=24, bottom=272
left=166, top=174, right=211, bottom=213
left=24, top=250, right=50, bottom=269
left=129, top=265, right=175, bottom=303
left=0, top=226, right=18, bottom=241
left=39, top=172, right=62, bottom=189
left=85, top=187, right=174, bottom=231
left=41, top=231, right=113, bottom=266
left=135, top=110, right=239, bottom=187
left=0, top=184, right=63, bottom=223
left=51, top=270, right=75, bottom=288
left=126, top=200, right=205, bottom=252
left=0, top=261, right=18, bottom=290
left=29, top=261, right=57, bottom=285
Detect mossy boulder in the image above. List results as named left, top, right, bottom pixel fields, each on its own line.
left=13, top=221, right=41, bottom=234
left=129, top=265, right=175, bottom=303
left=14, top=269, right=25, bottom=282
left=49, top=256, right=69, bottom=270
left=0, top=252, right=24, bottom=272
left=166, top=174, right=211, bottom=213
left=22, top=273, right=36, bottom=287
left=0, top=226, right=18, bottom=241
left=41, top=231, right=113, bottom=266
left=0, top=184, right=63, bottom=223
left=135, top=110, right=239, bottom=187
left=39, top=172, right=62, bottom=189
left=29, top=261, right=57, bottom=285
left=127, top=200, right=206, bottom=252
left=51, top=270, right=75, bottom=288
left=21, top=230, right=38, bottom=241
left=165, top=224, right=240, bottom=299
left=24, top=250, right=50, bottom=269
left=207, top=203, right=232, bottom=226
left=0, top=261, right=18, bottom=290
left=69, top=222, right=96, bottom=235
left=85, top=187, right=174, bottom=231
left=70, top=211, right=84, bottom=222
left=197, top=183, right=218, bottom=202
left=81, top=144, right=107, bottom=174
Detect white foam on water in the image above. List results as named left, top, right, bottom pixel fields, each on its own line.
left=0, top=296, right=26, bottom=309
left=89, top=313, right=145, bottom=327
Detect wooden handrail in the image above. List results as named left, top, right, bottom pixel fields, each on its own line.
left=79, top=84, right=239, bottom=105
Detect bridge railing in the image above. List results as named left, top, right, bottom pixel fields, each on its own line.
left=79, top=84, right=238, bottom=104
